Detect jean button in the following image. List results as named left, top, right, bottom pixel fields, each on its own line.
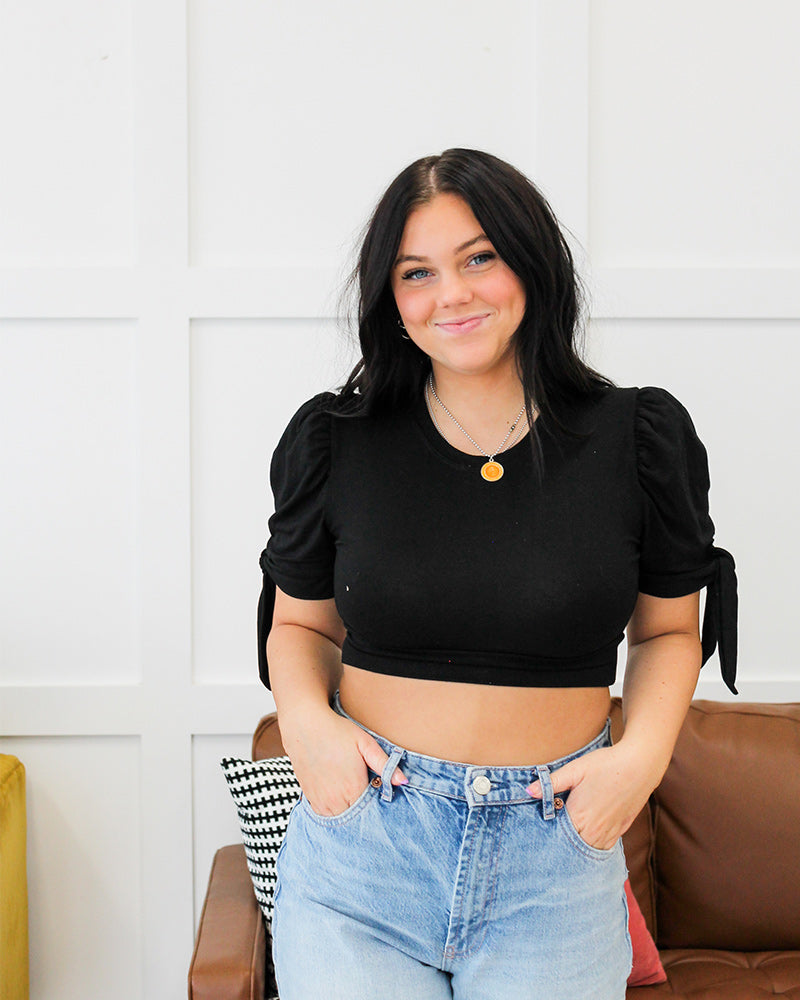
left=472, top=775, right=492, bottom=795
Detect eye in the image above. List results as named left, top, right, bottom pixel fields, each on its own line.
left=468, top=251, right=495, bottom=266
left=401, top=267, right=432, bottom=281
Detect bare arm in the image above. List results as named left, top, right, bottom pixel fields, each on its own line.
left=620, top=590, right=703, bottom=785
left=267, top=589, right=345, bottom=726
left=267, top=586, right=406, bottom=816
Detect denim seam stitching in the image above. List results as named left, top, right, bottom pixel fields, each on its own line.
left=456, top=803, right=509, bottom=959
left=444, top=808, right=479, bottom=967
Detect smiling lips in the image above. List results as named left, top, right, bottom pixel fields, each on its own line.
left=435, top=313, right=490, bottom=335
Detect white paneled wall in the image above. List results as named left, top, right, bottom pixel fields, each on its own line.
left=187, top=1, right=538, bottom=269
left=0, top=320, right=139, bottom=685
left=589, top=1, right=800, bottom=268
left=0, top=2, right=136, bottom=267
left=0, top=3, right=796, bottom=999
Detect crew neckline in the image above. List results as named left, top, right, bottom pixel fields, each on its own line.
left=411, top=390, right=538, bottom=469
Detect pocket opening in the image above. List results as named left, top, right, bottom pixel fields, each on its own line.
left=559, top=795, right=620, bottom=860
left=301, top=780, right=378, bottom=826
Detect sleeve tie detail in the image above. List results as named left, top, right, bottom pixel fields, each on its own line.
left=257, top=548, right=276, bottom=690
left=701, top=546, right=738, bottom=695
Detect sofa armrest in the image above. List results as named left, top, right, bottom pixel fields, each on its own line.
left=189, top=844, right=267, bottom=1000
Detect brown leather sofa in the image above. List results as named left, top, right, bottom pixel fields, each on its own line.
left=189, top=699, right=800, bottom=999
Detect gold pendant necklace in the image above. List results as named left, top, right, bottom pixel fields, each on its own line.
left=426, top=374, right=528, bottom=483
left=480, top=460, right=505, bottom=482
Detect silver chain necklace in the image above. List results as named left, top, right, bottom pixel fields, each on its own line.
left=426, top=373, right=528, bottom=482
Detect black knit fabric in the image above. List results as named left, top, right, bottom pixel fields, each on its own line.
left=258, top=385, right=737, bottom=694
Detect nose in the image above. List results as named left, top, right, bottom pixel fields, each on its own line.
left=435, top=269, right=473, bottom=310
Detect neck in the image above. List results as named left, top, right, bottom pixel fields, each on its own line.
left=426, top=364, right=532, bottom=458
left=429, top=364, right=526, bottom=422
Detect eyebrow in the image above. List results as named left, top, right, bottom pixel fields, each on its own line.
left=393, top=233, right=490, bottom=268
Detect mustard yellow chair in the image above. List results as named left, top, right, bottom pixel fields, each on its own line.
left=0, top=755, right=29, bottom=1000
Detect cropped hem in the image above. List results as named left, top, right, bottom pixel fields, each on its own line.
left=340, top=635, right=620, bottom=688
left=638, top=565, right=715, bottom=598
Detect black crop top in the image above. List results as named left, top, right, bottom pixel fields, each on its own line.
left=258, top=385, right=738, bottom=694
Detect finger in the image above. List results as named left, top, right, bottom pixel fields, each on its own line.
left=526, top=761, right=579, bottom=798
left=358, top=735, right=408, bottom=785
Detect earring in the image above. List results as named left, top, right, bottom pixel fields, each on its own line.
left=397, top=318, right=410, bottom=340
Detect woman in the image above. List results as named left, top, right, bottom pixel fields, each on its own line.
left=257, top=148, right=737, bottom=999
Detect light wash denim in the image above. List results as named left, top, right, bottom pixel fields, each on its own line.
left=272, top=692, right=632, bottom=999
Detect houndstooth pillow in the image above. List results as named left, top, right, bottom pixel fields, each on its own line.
left=219, top=755, right=301, bottom=923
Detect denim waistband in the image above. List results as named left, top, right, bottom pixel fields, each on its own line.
left=332, top=690, right=611, bottom=808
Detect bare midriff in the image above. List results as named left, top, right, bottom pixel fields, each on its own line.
left=338, top=664, right=612, bottom=766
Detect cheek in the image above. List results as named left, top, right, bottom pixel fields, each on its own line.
left=393, top=285, right=432, bottom=325
left=486, top=272, right=526, bottom=315
left=391, top=280, right=408, bottom=313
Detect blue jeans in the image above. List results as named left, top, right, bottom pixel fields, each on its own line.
left=272, top=692, right=632, bottom=999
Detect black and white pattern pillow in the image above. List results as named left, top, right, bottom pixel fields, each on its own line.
left=219, top=755, right=301, bottom=922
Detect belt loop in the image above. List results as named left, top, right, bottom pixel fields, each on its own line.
left=535, top=764, right=556, bottom=820
left=380, top=747, right=404, bottom=802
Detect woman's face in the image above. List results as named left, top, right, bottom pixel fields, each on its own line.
left=390, top=193, right=526, bottom=382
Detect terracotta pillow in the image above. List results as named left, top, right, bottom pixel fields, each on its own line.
left=625, top=878, right=667, bottom=986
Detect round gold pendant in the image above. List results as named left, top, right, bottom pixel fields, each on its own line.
left=481, top=460, right=504, bottom=482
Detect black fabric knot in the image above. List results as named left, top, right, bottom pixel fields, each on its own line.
left=700, top=546, right=738, bottom=694
left=257, top=549, right=276, bottom=689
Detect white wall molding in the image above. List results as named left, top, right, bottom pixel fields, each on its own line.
left=591, top=267, right=800, bottom=319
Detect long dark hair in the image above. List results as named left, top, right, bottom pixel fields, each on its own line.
left=335, top=148, right=615, bottom=475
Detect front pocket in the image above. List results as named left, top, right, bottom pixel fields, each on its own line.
left=559, top=800, right=620, bottom=861
left=300, top=780, right=378, bottom=827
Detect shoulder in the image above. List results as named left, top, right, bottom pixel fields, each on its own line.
left=272, top=390, right=342, bottom=453
left=556, top=384, right=637, bottom=435
left=628, top=386, right=712, bottom=517
left=269, top=391, right=343, bottom=495
left=632, top=385, right=708, bottom=471
left=562, top=385, right=709, bottom=483
left=634, top=385, right=698, bottom=431
left=279, top=390, right=339, bottom=434
left=571, top=384, right=701, bottom=440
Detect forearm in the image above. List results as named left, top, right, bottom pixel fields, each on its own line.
left=267, top=623, right=343, bottom=729
left=620, top=631, right=702, bottom=787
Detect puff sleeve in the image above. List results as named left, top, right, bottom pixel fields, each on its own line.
left=635, top=386, right=738, bottom=694
left=257, top=392, right=337, bottom=688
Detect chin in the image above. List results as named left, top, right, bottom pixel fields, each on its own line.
left=435, top=349, right=515, bottom=379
